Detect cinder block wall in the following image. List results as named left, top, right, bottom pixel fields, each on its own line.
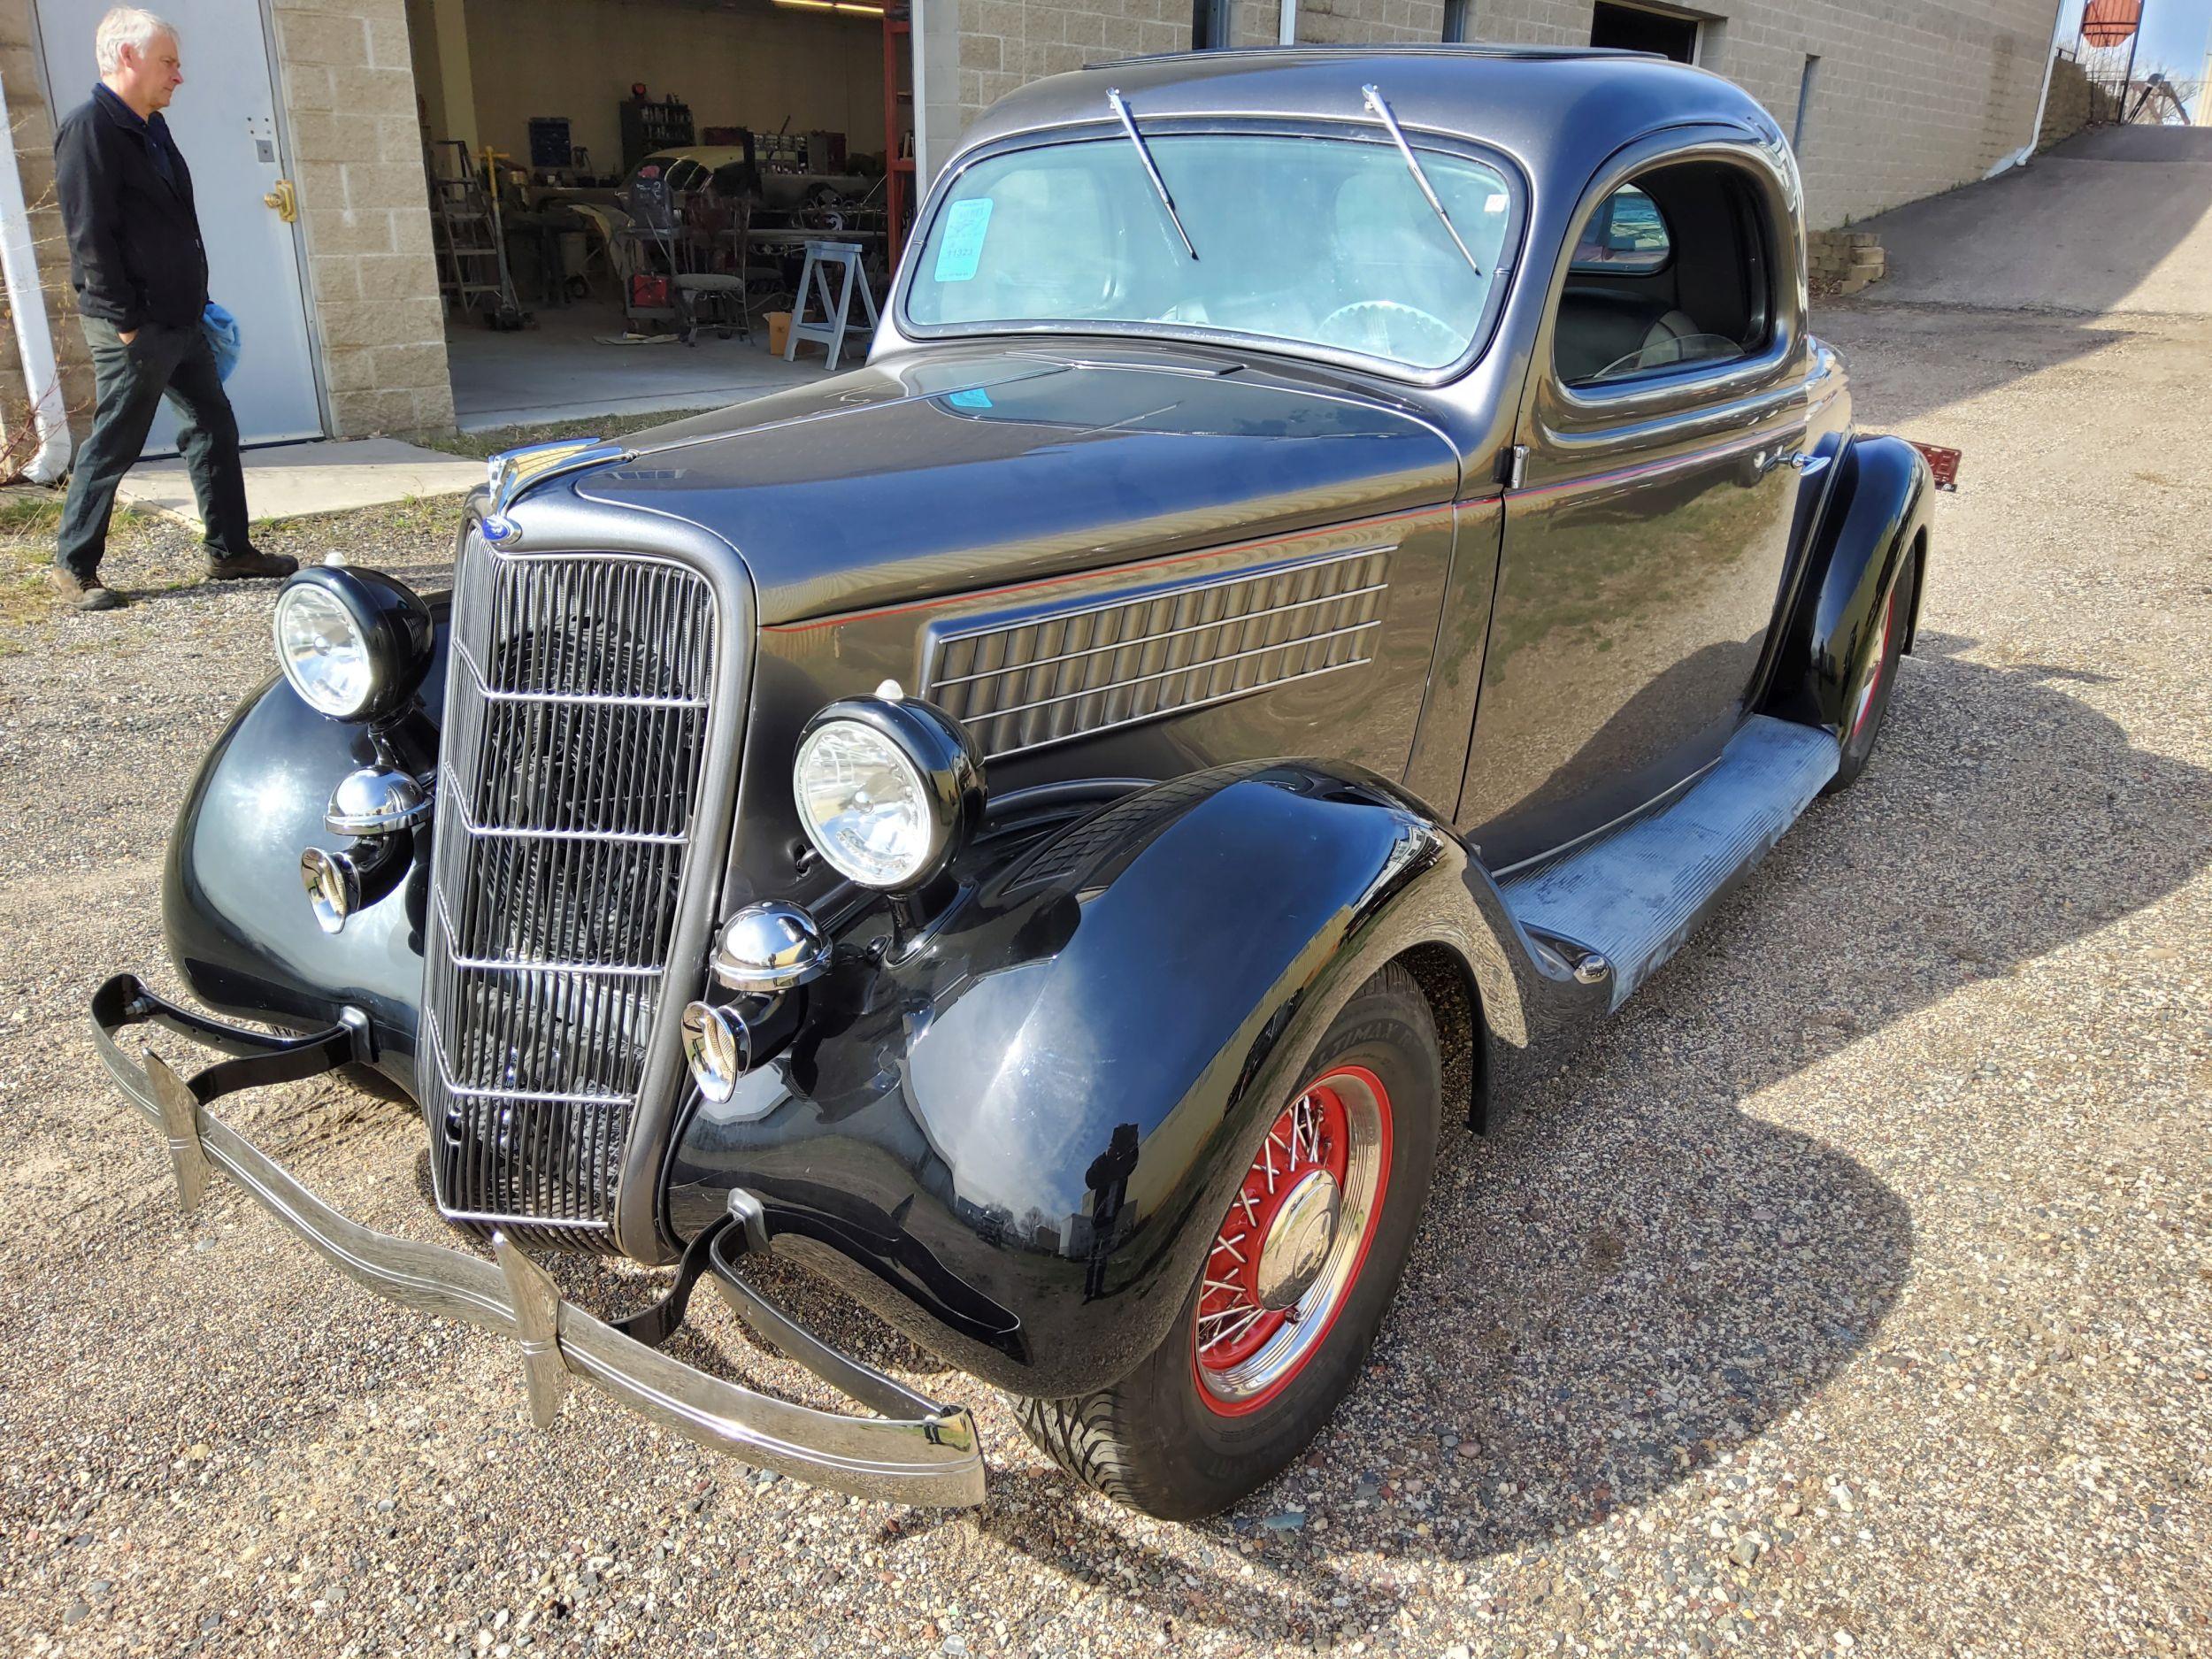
left=1806, top=226, right=1885, bottom=293
left=272, top=0, right=452, bottom=436
left=2038, top=52, right=2090, bottom=150
left=1290, top=0, right=1446, bottom=46
left=1636, top=0, right=2062, bottom=229
left=942, top=0, right=2065, bottom=233
left=1464, top=0, right=2066, bottom=228
left=1, top=0, right=453, bottom=454
left=956, top=0, right=1192, bottom=119
left=0, top=0, right=96, bottom=457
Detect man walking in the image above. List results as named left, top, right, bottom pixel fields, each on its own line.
left=50, top=6, right=295, bottom=611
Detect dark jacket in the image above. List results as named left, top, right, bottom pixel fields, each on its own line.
left=53, top=88, right=210, bottom=334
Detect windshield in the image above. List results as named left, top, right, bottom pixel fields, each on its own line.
left=905, top=133, right=1517, bottom=373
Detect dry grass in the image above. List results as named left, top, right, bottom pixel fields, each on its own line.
left=411, top=405, right=720, bottom=463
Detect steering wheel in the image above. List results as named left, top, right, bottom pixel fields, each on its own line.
left=1315, top=300, right=1460, bottom=363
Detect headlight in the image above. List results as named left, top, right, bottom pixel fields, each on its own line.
left=272, top=566, right=434, bottom=723
left=793, top=695, right=985, bottom=890
left=274, top=582, right=369, bottom=717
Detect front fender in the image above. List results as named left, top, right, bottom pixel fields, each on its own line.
left=666, top=761, right=1590, bottom=1398
left=162, top=604, right=448, bottom=1095
left=1763, top=434, right=1932, bottom=733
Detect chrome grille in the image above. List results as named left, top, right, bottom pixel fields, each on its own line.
left=422, top=533, right=718, bottom=1249
left=921, top=547, right=1391, bottom=761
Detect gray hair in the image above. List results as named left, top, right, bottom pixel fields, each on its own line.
left=94, top=7, right=175, bottom=73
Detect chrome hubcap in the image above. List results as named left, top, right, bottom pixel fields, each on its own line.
left=1254, top=1168, right=1341, bottom=1309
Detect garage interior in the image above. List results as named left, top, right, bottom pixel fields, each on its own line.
left=403, top=0, right=916, bottom=429
left=1588, top=1, right=1701, bottom=64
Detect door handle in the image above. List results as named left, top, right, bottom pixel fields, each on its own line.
left=261, top=178, right=297, bottom=224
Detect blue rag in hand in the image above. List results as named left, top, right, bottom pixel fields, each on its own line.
left=202, top=301, right=241, bottom=382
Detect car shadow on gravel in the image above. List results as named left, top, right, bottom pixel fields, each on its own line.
left=775, top=632, right=2212, bottom=1636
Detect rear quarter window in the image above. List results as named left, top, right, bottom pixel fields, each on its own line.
left=1570, top=184, right=1671, bottom=274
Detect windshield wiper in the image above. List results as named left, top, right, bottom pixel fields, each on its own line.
left=1107, top=89, right=1199, bottom=262
left=1360, top=84, right=1484, bottom=279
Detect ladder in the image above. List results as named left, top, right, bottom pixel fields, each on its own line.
left=426, top=140, right=526, bottom=327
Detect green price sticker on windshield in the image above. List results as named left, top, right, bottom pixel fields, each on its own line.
left=933, top=199, right=994, bottom=282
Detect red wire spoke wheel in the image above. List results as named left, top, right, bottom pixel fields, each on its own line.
left=1013, top=964, right=1440, bottom=1520
left=1847, top=580, right=1904, bottom=746
left=1826, top=544, right=1917, bottom=795
left=1193, top=1065, right=1394, bottom=1415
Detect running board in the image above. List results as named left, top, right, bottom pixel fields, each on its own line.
left=1500, top=715, right=1839, bottom=1010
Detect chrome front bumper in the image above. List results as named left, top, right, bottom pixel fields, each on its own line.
left=88, top=975, right=986, bottom=1509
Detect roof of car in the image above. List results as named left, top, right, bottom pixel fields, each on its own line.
left=950, top=43, right=1778, bottom=180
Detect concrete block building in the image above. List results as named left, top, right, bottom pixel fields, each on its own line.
left=4, top=0, right=2062, bottom=461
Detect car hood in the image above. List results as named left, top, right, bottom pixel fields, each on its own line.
left=571, top=346, right=1461, bottom=626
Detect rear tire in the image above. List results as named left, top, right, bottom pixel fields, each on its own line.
left=1015, top=963, right=1441, bottom=1519
left=1824, top=545, right=1917, bottom=795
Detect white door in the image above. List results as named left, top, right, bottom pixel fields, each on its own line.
left=35, top=0, right=324, bottom=449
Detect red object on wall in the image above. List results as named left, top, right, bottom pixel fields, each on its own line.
left=2080, top=0, right=2141, bottom=48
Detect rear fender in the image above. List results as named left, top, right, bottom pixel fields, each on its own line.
left=664, top=761, right=1596, bottom=1397
left=1763, top=434, right=1932, bottom=733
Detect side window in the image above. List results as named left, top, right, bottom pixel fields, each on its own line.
left=1552, top=162, right=1775, bottom=388
left=1569, top=184, right=1671, bottom=274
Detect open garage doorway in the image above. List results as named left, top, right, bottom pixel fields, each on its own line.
left=1588, top=1, right=1701, bottom=65
left=403, top=0, right=915, bottom=431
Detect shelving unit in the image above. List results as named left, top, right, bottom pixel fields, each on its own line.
left=619, top=96, right=695, bottom=173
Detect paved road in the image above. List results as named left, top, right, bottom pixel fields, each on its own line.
left=1, top=146, right=2207, bottom=1658
left=1863, top=124, right=2212, bottom=315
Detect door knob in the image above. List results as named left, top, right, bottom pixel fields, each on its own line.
left=262, top=178, right=297, bottom=223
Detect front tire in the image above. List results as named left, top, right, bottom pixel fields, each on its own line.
left=1015, top=963, right=1441, bottom=1519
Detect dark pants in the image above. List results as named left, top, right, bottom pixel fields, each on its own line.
left=56, top=315, right=251, bottom=580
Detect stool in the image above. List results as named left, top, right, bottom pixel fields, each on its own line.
left=784, top=240, right=878, bottom=373
left=675, top=273, right=749, bottom=346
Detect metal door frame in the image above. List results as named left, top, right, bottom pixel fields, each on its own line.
left=250, top=0, right=334, bottom=440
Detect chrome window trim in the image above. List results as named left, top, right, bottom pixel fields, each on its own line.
left=894, top=118, right=1532, bottom=392
left=1535, top=132, right=1806, bottom=429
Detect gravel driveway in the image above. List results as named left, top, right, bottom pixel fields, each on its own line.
left=2, top=287, right=2208, bottom=1656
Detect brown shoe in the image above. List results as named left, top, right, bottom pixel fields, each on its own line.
left=52, top=570, right=126, bottom=611
left=205, top=550, right=299, bottom=581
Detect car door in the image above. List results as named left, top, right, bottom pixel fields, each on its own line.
left=1456, top=138, right=1824, bottom=870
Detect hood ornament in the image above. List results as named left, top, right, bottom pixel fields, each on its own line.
left=480, top=435, right=631, bottom=546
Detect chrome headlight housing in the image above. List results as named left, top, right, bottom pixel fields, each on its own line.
left=793, top=696, right=985, bottom=890
left=272, top=566, right=433, bottom=723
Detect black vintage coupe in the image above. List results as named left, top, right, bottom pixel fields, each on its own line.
left=93, top=46, right=1932, bottom=1520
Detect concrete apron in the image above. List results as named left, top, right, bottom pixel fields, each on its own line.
left=115, top=438, right=486, bottom=530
